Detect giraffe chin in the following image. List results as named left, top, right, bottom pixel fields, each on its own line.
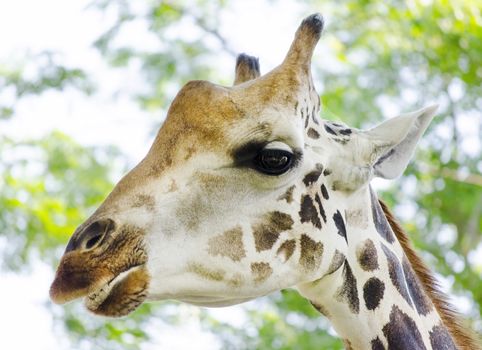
left=84, top=265, right=150, bottom=317
left=177, top=296, right=257, bottom=308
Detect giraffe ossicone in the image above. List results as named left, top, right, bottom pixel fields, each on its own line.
left=50, top=13, right=479, bottom=350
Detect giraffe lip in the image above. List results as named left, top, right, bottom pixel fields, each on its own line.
left=84, top=264, right=144, bottom=310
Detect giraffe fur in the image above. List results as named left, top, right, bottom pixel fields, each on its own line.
left=50, top=14, right=479, bottom=349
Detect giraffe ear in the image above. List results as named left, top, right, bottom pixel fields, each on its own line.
left=363, top=105, right=438, bottom=179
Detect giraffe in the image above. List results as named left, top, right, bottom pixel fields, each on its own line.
left=49, top=14, right=480, bottom=349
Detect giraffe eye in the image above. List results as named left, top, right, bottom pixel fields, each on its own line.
left=254, top=148, right=293, bottom=175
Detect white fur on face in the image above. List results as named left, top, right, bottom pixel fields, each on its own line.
left=130, top=98, right=367, bottom=306
left=138, top=113, right=319, bottom=305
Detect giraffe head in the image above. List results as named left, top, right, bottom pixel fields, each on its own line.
left=50, top=14, right=437, bottom=318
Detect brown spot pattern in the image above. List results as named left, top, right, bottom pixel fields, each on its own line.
left=299, top=234, right=323, bottom=271
left=371, top=337, right=385, bottom=350
left=363, top=277, right=385, bottom=310
left=336, top=261, right=359, bottom=314
left=333, top=210, right=347, bottom=243
left=251, top=262, right=273, bottom=283
left=307, top=127, right=320, bottom=139
left=402, top=256, right=433, bottom=316
left=302, top=166, right=323, bottom=187
left=382, top=305, right=427, bottom=350
left=314, top=193, right=327, bottom=223
left=188, top=263, right=225, bottom=281
left=381, top=244, right=413, bottom=308
left=278, top=185, right=295, bottom=203
left=276, top=239, right=296, bottom=262
left=320, top=184, right=329, bottom=199
left=429, top=324, right=457, bottom=350
left=299, top=195, right=322, bottom=229
left=228, top=273, right=244, bottom=287
left=252, top=211, right=294, bottom=252
left=208, top=226, right=246, bottom=262
left=370, top=188, right=395, bottom=243
left=326, top=250, right=345, bottom=275
left=379, top=199, right=479, bottom=350
left=356, top=239, right=379, bottom=271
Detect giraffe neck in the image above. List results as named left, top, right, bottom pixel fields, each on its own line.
left=297, top=187, right=457, bottom=350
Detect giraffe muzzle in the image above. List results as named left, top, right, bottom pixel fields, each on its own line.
left=50, top=219, right=149, bottom=317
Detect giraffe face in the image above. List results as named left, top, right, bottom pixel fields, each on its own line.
left=85, top=83, right=346, bottom=313
left=50, top=14, right=329, bottom=316
left=50, top=14, right=437, bottom=318
left=137, top=84, right=333, bottom=308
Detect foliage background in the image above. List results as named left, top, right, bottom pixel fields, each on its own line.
left=0, top=0, right=481, bottom=349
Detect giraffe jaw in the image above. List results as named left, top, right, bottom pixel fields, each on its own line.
left=84, top=265, right=142, bottom=309
left=84, top=264, right=149, bottom=317
left=176, top=295, right=257, bottom=307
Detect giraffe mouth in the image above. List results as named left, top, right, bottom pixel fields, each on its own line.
left=84, top=264, right=150, bottom=317
left=50, top=222, right=149, bottom=315
left=84, top=265, right=141, bottom=308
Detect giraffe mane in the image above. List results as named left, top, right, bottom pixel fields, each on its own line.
left=379, top=199, right=481, bottom=350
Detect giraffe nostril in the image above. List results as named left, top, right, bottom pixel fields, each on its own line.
left=81, top=218, right=116, bottom=250
left=65, top=218, right=116, bottom=253
left=85, top=232, right=103, bottom=250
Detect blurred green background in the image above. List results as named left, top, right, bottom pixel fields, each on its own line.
left=0, top=0, right=480, bottom=349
